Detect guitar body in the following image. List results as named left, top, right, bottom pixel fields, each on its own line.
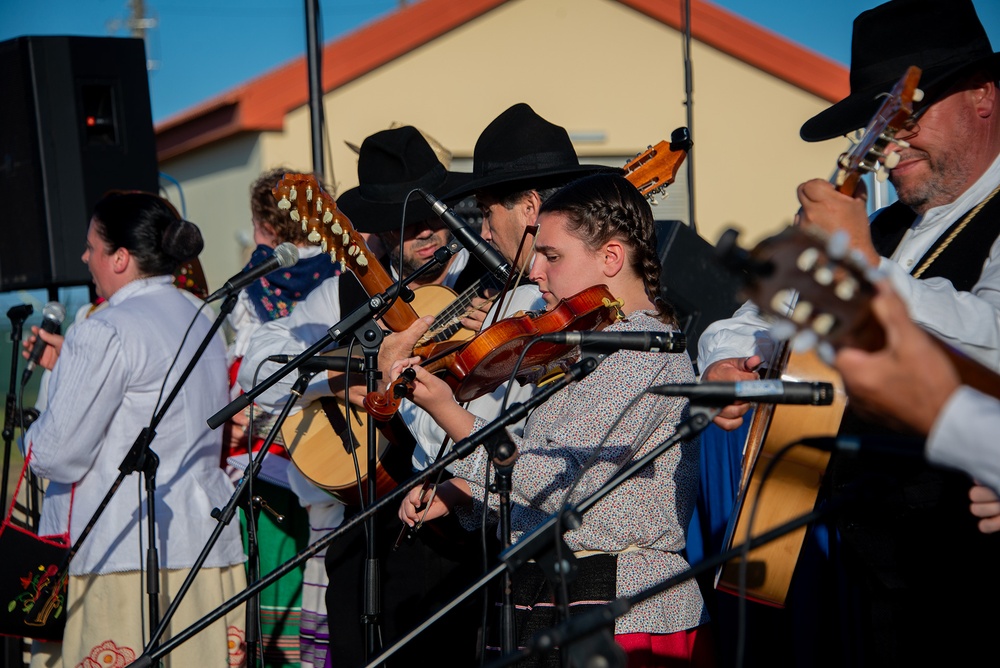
left=411, top=284, right=476, bottom=343
left=281, top=396, right=416, bottom=507
left=715, top=348, right=845, bottom=606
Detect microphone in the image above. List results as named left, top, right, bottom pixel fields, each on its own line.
left=648, top=380, right=835, bottom=406
left=537, top=330, right=687, bottom=353
left=418, top=189, right=512, bottom=284
left=23, top=301, right=66, bottom=383
left=266, top=355, right=364, bottom=373
left=206, top=242, right=299, bottom=302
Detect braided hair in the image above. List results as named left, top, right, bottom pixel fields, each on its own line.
left=538, top=173, right=676, bottom=325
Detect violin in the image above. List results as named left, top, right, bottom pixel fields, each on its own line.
left=364, top=284, right=624, bottom=420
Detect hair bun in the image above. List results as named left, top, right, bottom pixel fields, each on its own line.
left=161, top=218, right=205, bottom=262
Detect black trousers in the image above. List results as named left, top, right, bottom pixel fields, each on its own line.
left=324, top=501, right=494, bottom=667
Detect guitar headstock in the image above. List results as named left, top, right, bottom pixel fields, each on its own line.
left=623, top=127, right=691, bottom=201
left=272, top=173, right=372, bottom=271
left=833, top=65, right=923, bottom=193
left=718, top=226, right=885, bottom=359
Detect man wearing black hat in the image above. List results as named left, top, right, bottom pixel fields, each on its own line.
left=696, top=0, right=1000, bottom=664
left=238, top=125, right=526, bottom=667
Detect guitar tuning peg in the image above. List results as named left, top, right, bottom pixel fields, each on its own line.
left=305, top=185, right=313, bottom=202
left=308, top=230, right=321, bottom=243
left=289, top=185, right=298, bottom=202
left=826, top=231, right=850, bottom=261
left=913, top=87, right=924, bottom=103
left=893, top=138, right=910, bottom=149
left=770, top=320, right=797, bottom=342
left=290, top=210, right=301, bottom=222
left=791, top=329, right=818, bottom=353
left=278, top=196, right=291, bottom=211
left=816, top=341, right=836, bottom=366
left=323, top=209, right=334, bottom=224
left=883, top=152, right=900, bottom=169
left=875, top=168, right=890, bottom=183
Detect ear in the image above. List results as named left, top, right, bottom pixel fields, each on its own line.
left=112, top=247, right=131, bottom=275
left=521, top=190, right=543, bottom=224
left=971, top=77, right=997, bottom=118
left=601, top=239, right=627, bottom=277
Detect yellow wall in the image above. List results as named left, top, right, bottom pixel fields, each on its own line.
left=166, top=0, right=849, bottom=291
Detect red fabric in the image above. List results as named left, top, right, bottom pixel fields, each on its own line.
left=616, top=626, right=715, bottom=667
left=222, top=357, right=289, bottom=464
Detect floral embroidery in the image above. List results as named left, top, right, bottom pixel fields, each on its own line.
left=227, top=625, right=247, bottom=666
left=76, top=639, right=136, bottom=668
left=8, top=563, right=66, bottom=622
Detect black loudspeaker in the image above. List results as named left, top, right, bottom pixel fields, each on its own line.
left=0, top=35, right=158, bottom=291
left=656, top=220, right=745, bottom=366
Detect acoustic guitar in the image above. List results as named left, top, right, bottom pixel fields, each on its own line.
left=714, top=66, right=924, bottom=606
left=275, top=130, right=691, bottom=503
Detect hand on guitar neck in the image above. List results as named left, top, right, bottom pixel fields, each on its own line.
left=700, top=354, right=766, bottom=430
left=795, top=178, right=880, bottom=267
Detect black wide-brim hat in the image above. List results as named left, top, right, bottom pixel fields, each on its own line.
left=800, top=0, right=1000, bottom=142
left=443, top=103, right=620, bottom=201
left=337, top=125, right=472, bottom=233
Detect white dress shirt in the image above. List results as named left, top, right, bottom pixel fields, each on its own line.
left=23, top=276, right=246, bottom=575
left=927, top=386, right=1000, bottom=494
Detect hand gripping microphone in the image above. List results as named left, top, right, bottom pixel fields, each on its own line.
left=537, top=330, right=687, bottom=353
left=206, top=242, right=300, bottom=302
left=418, top=189, right=512, bottom=284
left=648, top=380, right=835, bottom=406
left=23, top=301, right=67, bottom=384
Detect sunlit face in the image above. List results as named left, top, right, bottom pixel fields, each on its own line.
left=81, top=218, right=118, bottom=299
left=478, top=194, right=536, bottom=270
left=382, top=218, right=451, bottom=282
left=887, top=84, right=979, bottom=213
left=528, top=212, right=606, bottom=306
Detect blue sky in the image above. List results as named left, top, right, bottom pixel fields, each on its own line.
left=2, top=0, right=998, bottom=124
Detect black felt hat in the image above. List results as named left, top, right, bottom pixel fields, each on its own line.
left=443, top=103, right=619, bottom=201
left=337, top=126, right=472, bottom=233
left=800, top=0, right=1000, bottom=142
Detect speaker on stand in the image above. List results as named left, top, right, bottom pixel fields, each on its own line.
left=0, top=35, right=159, bottom=292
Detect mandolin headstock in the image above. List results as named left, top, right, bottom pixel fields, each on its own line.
left=623, top=127, right=691, bottom=202
left=832, top=65, right=923, bottom=194
left=272, top=173, right=372, bottom=271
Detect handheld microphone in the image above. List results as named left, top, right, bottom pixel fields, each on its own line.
left=537, top=330, right=687, bottom=353
left=648, top=380, right=835, bottom=406
left=266, top=355, right=364, bottom=373
left=418, top=189, right=512, bottom=284
left=23, top=301, right=66, bottom=383
left=206, top=242, right=299, bottom=302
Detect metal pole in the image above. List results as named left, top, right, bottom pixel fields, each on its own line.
left=305, top=0, right=325, bottom=182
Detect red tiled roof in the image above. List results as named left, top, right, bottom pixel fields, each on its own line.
left=156, top=0, right=848, bottom=161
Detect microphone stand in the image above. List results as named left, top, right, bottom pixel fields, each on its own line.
left=58, top=292, right=240, bottom=655
left=3, top=303, right=34, bottom=668
left=365, top=402, right=717, bottom=668
left=2, top=303, right=33, bottom=515
left=143, top=367, right=316, bottom=665
left=127, top=357, right=599, bottom=668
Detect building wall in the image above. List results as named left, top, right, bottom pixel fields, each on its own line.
left=164, top=0, right=849, bottom=291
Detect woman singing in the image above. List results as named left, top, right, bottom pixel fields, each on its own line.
left=23, top=192, right=247, bottom=667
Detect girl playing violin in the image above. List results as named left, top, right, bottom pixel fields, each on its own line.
left=394, top=173, right=713, bottom=666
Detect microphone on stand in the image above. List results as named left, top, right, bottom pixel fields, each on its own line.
left=22, top=301, right=67, bottom=384
left=537, top=330, right=686, bottom=353
left=206, top=242, right=300, bottom=302
left=418, top=189, right=512, bottom=284
left=648, top=380, right=835, bottom=406
left=266, top=355, right=365, bottom=373
left=797, top=434, right=925, bottom=458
